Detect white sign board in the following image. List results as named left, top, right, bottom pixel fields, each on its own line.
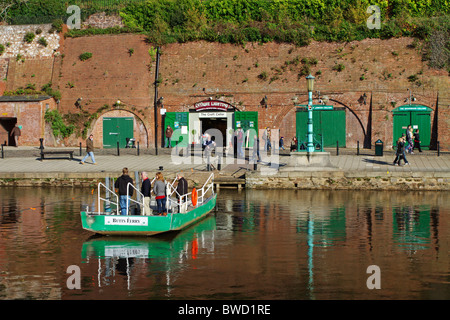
left=105, top=216, right=148, bottom=226
left=199, top=112, right=227, bottom=118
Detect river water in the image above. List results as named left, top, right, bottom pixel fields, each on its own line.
left=0, top=187, right=448, bottom=300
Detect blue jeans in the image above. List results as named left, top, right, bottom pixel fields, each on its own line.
left=165, top=137, right=171, bottom=148
left=82, top=151, right=96, bottom=163
left=156, top=197, right=166, bottom=214
left=119, top=195, right=130, bottom=215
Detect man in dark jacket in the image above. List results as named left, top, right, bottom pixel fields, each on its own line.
left=140, top=171, right=151, bottom=215
left=165, top=125, right=173, bottom=148
left=115, top=167, right=134, bottom=215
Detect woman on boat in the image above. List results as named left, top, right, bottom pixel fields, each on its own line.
left=153, top=172, right=167, bottom=215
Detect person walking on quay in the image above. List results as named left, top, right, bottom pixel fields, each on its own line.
left=279, top=136, right=285, bottom=150
left=153, top=172, right=167, bottom=216
left=406, top=125, right=414, bottom=154
left=80, top=134, right=97, bottom=165
left=393, top=135, right=409, bottom=166
left=140, top=171, right=152, bottom=216
left=165, top=125, right=173, bottom=148
left=10, top=123, right=21, bottom=147
left=252, top=135, right=261, bottom=162
left=115, top=167, right=134, bottom=215
left=413, top=129, right=422, bottom=153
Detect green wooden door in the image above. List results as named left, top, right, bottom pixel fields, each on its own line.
left=296, top=108, right=346, bottom=148
left=234, top=111, right=258, bottom=147
left=392, top=105, right=432, bottom=149
left=411, top=112, right=431, bottom=149
left=164, top=112, right=189, bottom=147
left=103, top=117, right=134, bottom=148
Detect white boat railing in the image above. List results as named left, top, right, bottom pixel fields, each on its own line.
left=126, top=182, right=144, bottom=215
left=166, top=172, right=215, bottom=213
left=97, top=182, right=119, bottom=215
left=196, top=172, right=215, bottom=207
left=95, top=174, right=214, bottom=216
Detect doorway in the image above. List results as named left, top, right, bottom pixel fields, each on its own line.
left=202, top=118, right=227, bottom=147
left=0, top=117, right=17, bottom=146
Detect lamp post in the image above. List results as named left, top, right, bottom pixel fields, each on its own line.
left=306, top=74, right=315, bottom=152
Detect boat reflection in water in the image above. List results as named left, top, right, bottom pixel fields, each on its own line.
left=81, top=216, right=217, bottom=292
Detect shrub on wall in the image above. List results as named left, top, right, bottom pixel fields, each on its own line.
left=44, top=109, right=75, bottom=139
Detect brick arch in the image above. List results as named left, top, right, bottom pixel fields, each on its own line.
left=275, top=98, right=368, bottom=148
left=91, top=108, right=149, bottom=148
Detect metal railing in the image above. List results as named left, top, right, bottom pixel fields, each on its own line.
left=95, top=174, right=214, bottom=216
left=126, top=182, right=144, bottom=215
left=97, top=182, right=118, bottom=215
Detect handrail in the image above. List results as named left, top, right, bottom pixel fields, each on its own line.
left=97, top=182, right=119, bottom=215
left=126, top=182, right=144, bottom=216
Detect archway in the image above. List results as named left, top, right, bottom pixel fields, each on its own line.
left=93, top=109, right=148, bottom=149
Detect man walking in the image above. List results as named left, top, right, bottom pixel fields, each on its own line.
left=80, top=134, right=97, bottom=165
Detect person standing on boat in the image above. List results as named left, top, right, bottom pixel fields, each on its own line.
left=115, top=167, right=134, bottom=215
left=153, top=172, right=167, bottom=216
left=80, top=134, right=97, bottom=165
left=176, top=173, right=188, bottom=201
left=140, top=171, right=151, bottom=215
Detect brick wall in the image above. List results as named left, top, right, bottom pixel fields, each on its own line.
left=2, top=31, right=449, bottom=150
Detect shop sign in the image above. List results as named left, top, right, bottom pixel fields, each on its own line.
left=199, top=112, right=227, bottom=118
left=195, top=100, right=230, bottom=111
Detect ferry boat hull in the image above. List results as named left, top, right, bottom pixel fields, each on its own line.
left=81, top=194, right=217, bottom=236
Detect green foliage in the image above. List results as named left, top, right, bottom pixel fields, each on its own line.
left=38, top=37, right=48, bottom=47
left=0, top=44, right=4, bottom=55
left=24, top=32, right=35, bottom=43
left=44, top=109, right=75, bottom=139
left=79, top=52, right=93, bottom=61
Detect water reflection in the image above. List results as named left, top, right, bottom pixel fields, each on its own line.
left=81, top=216, right=217, bottom=294
left=0, top=187, right=448, bottom=299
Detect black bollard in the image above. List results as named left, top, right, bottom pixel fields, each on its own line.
left=137, top=141, right=140, bottom=156
left=117, top=141, right=120, bottom=156
left=357, top=141, right=360, bottom=156
left=336, top=140, right=339, bottom=156
left=79, top=142, right=82, bottom=156
left=437, top=141, right=440, bottom=157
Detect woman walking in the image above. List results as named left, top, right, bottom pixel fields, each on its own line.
left=393, top=135, right=409, bottom=166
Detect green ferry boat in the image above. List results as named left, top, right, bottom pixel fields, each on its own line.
left=81, top=173, right=217, bottom=236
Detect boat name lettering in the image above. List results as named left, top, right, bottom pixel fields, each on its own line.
left=105, top=216, right=148, bottom=226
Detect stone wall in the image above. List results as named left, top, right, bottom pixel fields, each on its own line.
left=246, top=171, right=450, bottom=191
left=82, top=13, right=124, bottom=29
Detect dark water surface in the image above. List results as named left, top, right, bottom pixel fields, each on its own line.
left=0, top=187, right=448, bottom=300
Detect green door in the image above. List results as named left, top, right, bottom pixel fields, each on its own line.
left=296, top=107, right=346, bottom=148
left=392, top=105, right=431, bottom=149
left=164, top=112, right=189, bottom=147
left=234, top=111, right=258, bottom=147
left=103, top=117, right=134, bottom=148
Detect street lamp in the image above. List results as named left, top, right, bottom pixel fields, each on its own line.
left=306, top=74, right=315, bottom=152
